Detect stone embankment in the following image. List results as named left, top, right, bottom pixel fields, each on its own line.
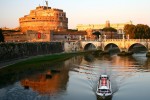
left=0, top=42, right=64, bottom=63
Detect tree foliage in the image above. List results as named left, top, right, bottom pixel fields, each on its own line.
left=92, top=31, right=101, bottom=38
left=124, top=24, right=135, bottom=39
left=102, top=27, right=117, bottom=32
left=0, top=29, right=4, bottom=42
left=124, top=24, right=150, bottom=39
left=134, top=24, right=150, bottom=39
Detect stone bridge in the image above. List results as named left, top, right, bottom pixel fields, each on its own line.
left=102, top=39, right=150, bottom=52
left=80, top=39, right=150, bottom=56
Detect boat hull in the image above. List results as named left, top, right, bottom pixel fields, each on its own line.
left=96, top=92, right=112, bottom=97
left=96, top=91, right=112, bottom=99
left=96, top=94, right=112, bottom=100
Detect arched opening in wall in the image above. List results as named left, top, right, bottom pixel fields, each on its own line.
left=84, top=43, right=96, bottom=50
left=128, top=43, right=148, bottom=53
left=104, top=43, right=120, bottom=54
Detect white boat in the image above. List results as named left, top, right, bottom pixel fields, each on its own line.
left=96, top=75, right=112, bottom=99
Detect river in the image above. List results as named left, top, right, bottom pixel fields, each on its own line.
left=0, top=53, right=150, bottom=100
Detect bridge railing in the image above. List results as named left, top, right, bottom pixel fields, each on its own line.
left=127, top=39, right=150, bottom=42
left=104, top=39, right=150, bottom=42
left=81, top=39, right=101, bottom=42
left=104, top=39, right=123, bottom=41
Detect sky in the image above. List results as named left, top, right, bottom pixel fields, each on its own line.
left=0, top=0, right=150, bottom=29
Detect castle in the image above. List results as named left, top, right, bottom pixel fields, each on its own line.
left=19, top=6, right=68, bottom=32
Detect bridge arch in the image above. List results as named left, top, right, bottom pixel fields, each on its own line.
left=128, top=43, right=148, bottom=53
left=84, top=43, right=97, bottom=50
left=104, top=43, right=120, bottom=52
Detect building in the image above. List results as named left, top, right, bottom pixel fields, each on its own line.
left=19, top=6, right=68, bottom=33
left=50, top=30, right=87, bottom=41
left=26, top=30, right=50, bottom=42
left=76, top=21, right=133, bottom=34
left=3, top=30, right=26, bottom=42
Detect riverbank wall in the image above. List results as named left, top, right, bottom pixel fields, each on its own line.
left=0, top=42, right=64, bottom=63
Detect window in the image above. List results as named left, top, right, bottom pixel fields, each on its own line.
left=100, top=89, right=107, bottom=92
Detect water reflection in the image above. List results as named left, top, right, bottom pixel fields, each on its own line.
left=21, top=69, right=68, bottom=95
left=84, top=54, right=95, bottom=62
left=0, top=53, right=150, bottom=100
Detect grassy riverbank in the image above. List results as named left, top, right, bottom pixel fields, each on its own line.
left=0, top=52, right=78, bottom=88
left=0, top=50, right=101, bottom=88
left=0, top=51, right=84, bottom=71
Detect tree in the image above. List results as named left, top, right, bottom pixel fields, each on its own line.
left=92, top=31, right=101, bottom=39
left=124, top=24, right=135, bottom=39
left=0, top=29, right=4, bottom=42
left=134, top=24, right=150, bottom=39
left=102, top=27, right=117, bottom=32
left=102, top=27, right=117, bottom=39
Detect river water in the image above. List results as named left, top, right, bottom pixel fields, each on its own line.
left=0, top=53, right=150, bottom=100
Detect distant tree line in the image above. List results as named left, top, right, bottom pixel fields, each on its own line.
left=124, top=24, right=150, bottom=39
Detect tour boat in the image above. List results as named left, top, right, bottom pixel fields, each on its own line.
left=96, top=75, right=112, bottom=99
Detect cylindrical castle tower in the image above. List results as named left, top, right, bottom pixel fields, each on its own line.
left=19, top=6, right=68, bottom=32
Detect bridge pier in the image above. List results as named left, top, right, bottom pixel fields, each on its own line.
left=146, top=52, right=150, bottom=57
left=117, top=47, right=133, bottom=56
left=117, top=51, right=133, bottom=56
left=146, top=42, right=150, bottom=57
left=99, top=51, right=110, bottom=55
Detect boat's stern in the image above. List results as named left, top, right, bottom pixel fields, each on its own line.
left=96, top=94, right=112, bottom=100
left=96, top=86, right=112, bottom=98
left=96, top=91, right=112, bottom=97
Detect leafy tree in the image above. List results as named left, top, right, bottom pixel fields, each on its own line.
left=102, top=27, right=117, bottom=39
left=124, top=24, right=135, bottom=39
left=92, top=31, right=101, bottom=38
left=0, top=29, right=4, bottom=42
left=124, top=24, right=150, bottom=39
left=102, top=27, right=117, bottom=32
left=134, top=24, right=150, bottom=39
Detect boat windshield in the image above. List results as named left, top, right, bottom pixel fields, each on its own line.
left=98, top=89, right=111, bottom=93
left=100, top=89, right=107, bottom=92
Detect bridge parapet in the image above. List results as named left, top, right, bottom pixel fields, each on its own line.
left=81, top=40, right=101, bottom=42
left=127, top=39, right=150, bottom=42
left=105, top=39, right=123, bottom=42
left=104, top=39, right=150, bottom=42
